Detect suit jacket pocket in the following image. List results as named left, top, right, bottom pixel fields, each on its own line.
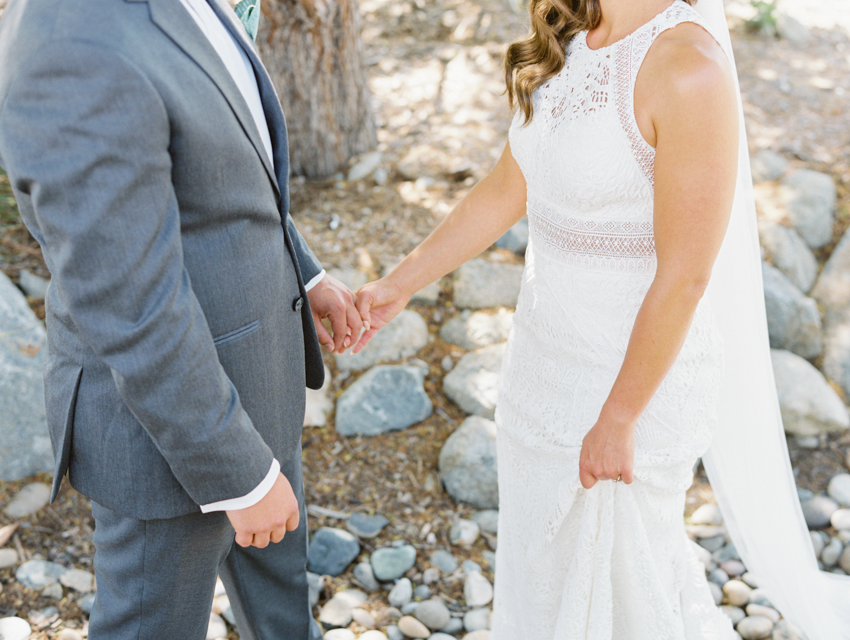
left=212, top=320, right=261, bottom=347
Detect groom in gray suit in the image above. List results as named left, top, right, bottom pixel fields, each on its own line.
left=0, top=0, right=362, bottom=637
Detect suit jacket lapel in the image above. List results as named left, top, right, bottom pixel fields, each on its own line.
left=204, top=0, right=305, bottom=293
left=145, top=0, right=280, bottom=200
left=205, top=0, right=291, bottom=213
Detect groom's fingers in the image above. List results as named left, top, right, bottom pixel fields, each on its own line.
left=344, top=298, right=363, bottom=350
left=227, top=473, right=300, bottom=548
left=234, top=531, right=254, bottom=548
left=286, top=508, right=300, bottom=532
left=251, top=532, right=271, bottom=549
left=327, top=305, right=349, bottom=352
left=312, top=312, right=335, bottom=351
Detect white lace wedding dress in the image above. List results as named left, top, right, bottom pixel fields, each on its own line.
left=492, top=2, right=737, bottom=638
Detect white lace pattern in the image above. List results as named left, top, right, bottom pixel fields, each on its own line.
left=494, top=2, right=737, bottom=638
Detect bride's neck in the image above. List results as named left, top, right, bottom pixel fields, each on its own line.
left=589, top=0, right=675, bottom=47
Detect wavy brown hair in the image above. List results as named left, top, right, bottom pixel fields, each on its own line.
left=505, top=0, right=696, bottom=124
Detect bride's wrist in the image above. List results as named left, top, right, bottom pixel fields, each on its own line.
left=598, top=400, right=639, bottom=433
left=387, top=258, right=435, bottom=301
left=383, top=269, right=415, bottom=301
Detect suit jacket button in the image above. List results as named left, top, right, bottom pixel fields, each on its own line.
left=293, top=296, right=304, bottom=311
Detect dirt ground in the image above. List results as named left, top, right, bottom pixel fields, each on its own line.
left=1, top=0, right=849, bottom=636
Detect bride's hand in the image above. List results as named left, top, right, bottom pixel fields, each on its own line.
left=578, top=418, right=635, bottom=489
left=353, top=276, right=411, bottom=353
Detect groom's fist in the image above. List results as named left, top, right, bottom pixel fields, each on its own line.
left=226, top=473, right=300, bottom=548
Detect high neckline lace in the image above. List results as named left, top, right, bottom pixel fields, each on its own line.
left=580, top=0, right=680, bottom=52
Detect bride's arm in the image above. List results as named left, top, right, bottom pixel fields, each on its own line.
left=579, top=26, right=739, bottom=489
left=353, top=141, right=527, bottom=351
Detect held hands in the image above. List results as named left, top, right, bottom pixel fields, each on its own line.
left=306, top=273, right=364, bottom=353
left=353, top=276, right=411, bottom=353
left=226, top=472, right=300, bottom=548
left=578, top=418, right=636, bottom=490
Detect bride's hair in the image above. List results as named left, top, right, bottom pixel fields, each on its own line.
left=505, top=0, right=697, bottom=124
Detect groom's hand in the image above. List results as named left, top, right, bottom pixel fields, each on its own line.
left=226, top=473, right=300, bottom=548
left=307, top=273, right=363, bottom=353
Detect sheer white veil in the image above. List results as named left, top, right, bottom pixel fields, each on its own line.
left=696, top=1, right=850, bottom=637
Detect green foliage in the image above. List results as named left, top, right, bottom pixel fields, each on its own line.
left=747, top=0, right=779, bottom=35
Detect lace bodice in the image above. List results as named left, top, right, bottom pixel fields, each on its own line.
left=509, top=1, right=711, bottom=274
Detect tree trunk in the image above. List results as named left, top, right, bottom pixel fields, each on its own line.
left=258, top=0, right=376, bottom=178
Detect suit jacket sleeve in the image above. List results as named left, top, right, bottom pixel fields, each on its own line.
left=0, top=40, right=275, bottom=506
left=285, top=213, right=323, bottom=285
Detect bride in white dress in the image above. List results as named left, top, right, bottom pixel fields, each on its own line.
left=354, top=0, right=850, bottom=637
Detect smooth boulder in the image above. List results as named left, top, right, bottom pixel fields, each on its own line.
left=821, top=325, right=850, bottom=401
left=827, top=474, right=850, bottom=507
left=0, top=271, right=52, bottom=480
left=371, top=545, right=417, bottom=582
left=443, top=343, right=504, bottom=419
left=335, top=365, right=432, bottom=436
left=759, top=222, right=817, bottom=293
left=4, top=483, right=50, bottom=518
left=453, top=259, right=523, bottom=310
left=762, top=262, right=822, bottom=359
left=801, top=496, right=839, bottom=529
left=780, top=169, right=836, bottom=250
left=439, top=416, right=499, bottom=509
left=347, top=512, right=390, bottom=539
left=307, top=528, right=361, bottom=577
left=318, top=590, right=367, bottom=629
left=304, top=365, right=333, bottom=427
left=494, top=218, right=529, bottom=254
left=771, top=349, right=850, bottom=436
left=812, top=229, right=850, bottom=326
left=0, top=618, right=31, bottom=640
left=811, top=230, right=850, bottom=398
left=440, top=309, right=513, bottom=352
left=750, top=150, right=788, bottom=183
left=335, top=310, right=428, bottom=371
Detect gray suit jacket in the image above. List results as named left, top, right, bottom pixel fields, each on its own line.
left=0, top=0, right=326, bottom=519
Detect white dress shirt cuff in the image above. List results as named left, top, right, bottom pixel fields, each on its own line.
left=200, top=457, right=280, bottom=513
left=304, top=269, right=326, bottom=292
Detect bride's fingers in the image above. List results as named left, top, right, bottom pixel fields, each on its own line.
left=351, top=326, right=378, bottom=354
left=355, top=288, right=374, bottom=332
left=579, top=461, right=597, bottom=490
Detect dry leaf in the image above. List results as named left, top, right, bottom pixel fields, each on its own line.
left=0, top=523, right=19, bottom=548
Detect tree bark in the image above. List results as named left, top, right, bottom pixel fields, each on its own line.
left=258, top=0, right=376, bottom=178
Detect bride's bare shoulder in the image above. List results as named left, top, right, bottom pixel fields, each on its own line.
left=644, top=21, right=734, bottom=97
left=634, top=20, right=736, bottom=147
left=634, top=23, right=734, bottom=136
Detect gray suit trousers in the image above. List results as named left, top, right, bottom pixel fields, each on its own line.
left=88, top=448, right=318, bottom=640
